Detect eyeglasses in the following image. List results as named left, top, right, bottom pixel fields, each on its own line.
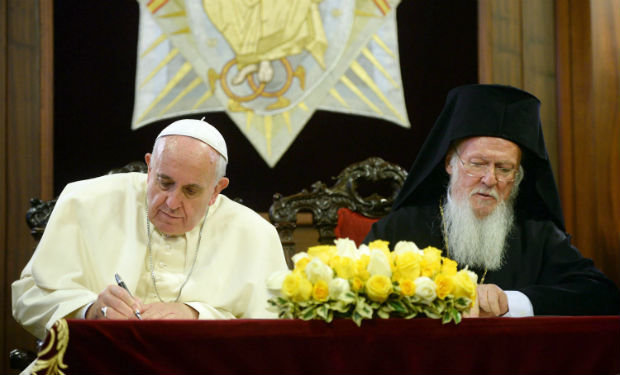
left=454, top=149, right=518, bottom=182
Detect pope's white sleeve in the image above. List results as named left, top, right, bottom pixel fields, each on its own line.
left=184, top=302, right=236, bottom=319
left=503, top=290, right=534, bottom=317
left=79, top=301, right=95, bottom=319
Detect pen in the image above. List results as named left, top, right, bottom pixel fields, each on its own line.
left=115, top=273, right=143, bottom=320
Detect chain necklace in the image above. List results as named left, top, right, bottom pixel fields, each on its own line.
left=145, top=202, right=207, bottom=303
left=439, top=198, right=487, bottom=284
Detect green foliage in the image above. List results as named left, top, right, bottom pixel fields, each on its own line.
left=268, top=283, right=472, bottom=327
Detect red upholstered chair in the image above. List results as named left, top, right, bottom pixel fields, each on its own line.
left=269, top=157, right=407, bottom=268
left=333, top=207, right=380, bottom=247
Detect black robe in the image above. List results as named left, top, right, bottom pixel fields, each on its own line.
left=364, top=84, right=620, bottom=315
left=365, top=202, right=620, bottom=315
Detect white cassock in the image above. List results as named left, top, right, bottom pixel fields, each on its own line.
left=12, top=172, right=289, bottom=340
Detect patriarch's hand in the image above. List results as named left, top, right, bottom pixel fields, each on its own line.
left=463, top=283, right=508, bottom=318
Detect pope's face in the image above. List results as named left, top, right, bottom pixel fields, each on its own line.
left=445, top=136, right=521, bottom=218
left=145, top=136, right=229, bottom=235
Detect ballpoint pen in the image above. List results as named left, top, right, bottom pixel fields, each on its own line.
left=115, top=273, right=143, bottom=320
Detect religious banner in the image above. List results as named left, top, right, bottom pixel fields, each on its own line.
left=133, top=0, right=409, bottom=167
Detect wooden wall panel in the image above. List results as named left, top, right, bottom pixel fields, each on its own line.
left=40, top=2, right=54, bottom=199
left=555, top=0, right=579, bottom=234
left=521, top=0, right=558, bottom=174
left=1, top=0, right=8, bottom=372
left=480, top=0, right=619, bottom=286
left=556, top=0, right=620, bottom=286
left=478, top=0, right=523, bottom=86
left=589, top=0, right=620, bottom=285
left=478, top=0, right=558, bottom=176
left=1, top=1, right=53, bottom=373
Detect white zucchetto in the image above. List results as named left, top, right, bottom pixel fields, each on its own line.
left=157, top=119, right=228, bottom=162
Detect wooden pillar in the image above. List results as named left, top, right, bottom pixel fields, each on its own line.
left=1, top=1, right=53, bottom=373
left=556, top=0, right=620, bottom=286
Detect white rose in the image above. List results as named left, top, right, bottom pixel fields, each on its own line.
left=414, top=276, right=437, bottom=303
left=304, top=257, right=334, bottom=284
left=393, top=241, right=422, bottom=256
left=334, top=238, right=358, bottom=259
left=357, top=244, right=371, bottom=257
left=266, top=270, right=291, bottom=290
left=367, top=249, right=392, bottom=277
left=291, top=252, right=309, bottom=265
left=328, top=277, right=351, bottom=300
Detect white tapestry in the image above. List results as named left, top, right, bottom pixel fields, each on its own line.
left=133, top=0, right=409, bottom=167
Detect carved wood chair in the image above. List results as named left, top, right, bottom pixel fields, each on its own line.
left=269, top=157, right=407, bottom=268
left=10, top=161, right=148, bottom=371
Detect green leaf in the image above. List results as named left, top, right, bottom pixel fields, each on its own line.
left=389, top=300, right=406, bottom=313
left=441, top=313, right=452, bottom=324
left=377, top=309, right=390, bottom=319
left=316, top=304, right=329, bottom=320
left=329, top=300, right=353, bottom=313
left=452, top=309, right=462, bottom=324
left=301, top=305, right=316, bottom=320
left=352, top=312, right=363, bottom=327
left=423, top=307, right=441, bottom=319
left=325, top=310, right=334, bottom=323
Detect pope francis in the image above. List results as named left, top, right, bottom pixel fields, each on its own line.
left=12, top=118, right=289, bottom=340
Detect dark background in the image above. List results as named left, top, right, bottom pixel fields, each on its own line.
left=53, top=0, right=477, bottom=212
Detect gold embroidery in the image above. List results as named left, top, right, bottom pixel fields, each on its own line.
left=32, top=319, right=69, bottom=375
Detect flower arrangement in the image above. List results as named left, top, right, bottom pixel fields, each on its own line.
left=267, top=239, right=478, bottom=326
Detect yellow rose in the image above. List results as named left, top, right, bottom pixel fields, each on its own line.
left=435, top=274, right=455, bottom=299
left=351, top=276, right=365, bottom=292
left=294, top=257, right=310, bottom=272
left=453, top=270, right=477, bottom=302
left=307, top=245, right=337, bottom=264
left=282, top=272, right=312, bottom=302
left=328, top=255, right=340, bottom=268
left=312, top=280, right=330, bottom=302
left=368, top=239, right=390, bottom=253
left=355, top=255, right=370, bottom=281
left=333, top=256, right=356, bottom=280
left=366, top=274, right=393, bottom=302
left=421, top=246, right=442, bottom=278
left=393, top=251, right=422, bottom=282
left=441, top=258, right=458, bottom=276
left=399, top=279, right=415, bottom=297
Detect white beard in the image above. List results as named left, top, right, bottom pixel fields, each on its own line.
left=442, top=167, right=519, bottom=271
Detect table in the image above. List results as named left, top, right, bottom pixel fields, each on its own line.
left=32, top=316, right=620, bottom=374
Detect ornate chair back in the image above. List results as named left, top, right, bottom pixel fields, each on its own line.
left=269, top=157, right=407, bottom=268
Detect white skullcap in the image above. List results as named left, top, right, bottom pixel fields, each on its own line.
left=157, top=119, right=228, bottom=162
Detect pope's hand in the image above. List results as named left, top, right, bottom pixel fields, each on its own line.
left=463, top=284, right=508, bottom=317
left=140, top=302, right=199, bottom=320
left=86, top=285, right=144, bottom=320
